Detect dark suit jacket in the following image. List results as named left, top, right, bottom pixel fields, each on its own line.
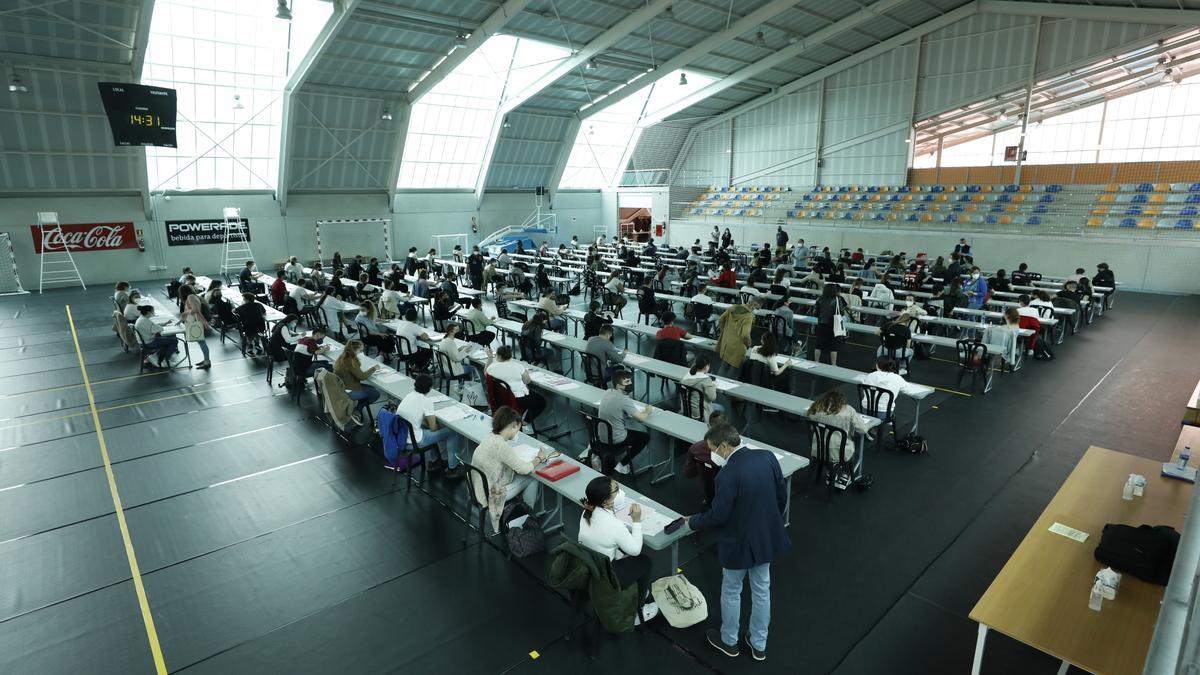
left=689, top=447, right=790, bottom=570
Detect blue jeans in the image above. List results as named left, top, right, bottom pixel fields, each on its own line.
left=347, top=385, right=379, bottom=411
left=409, top=426, right=462, bottom=468
left=722, top=563, right=771, bottom=651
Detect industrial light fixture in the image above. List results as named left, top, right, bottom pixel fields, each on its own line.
left=233, top=94, right=244, bottom=110
left=502, top=118, right=511, bottom=128
left=678, top=71, right=687, bottom=85
left=754, top=29, right=766, bottom=47
left=1154, top=57, right=1168, bottom=73
left=998, top=108, right=1009, bottom=120
left=585, top=58, right=597, bottom=70
left=7, top=72, right=28, bottom=93
left=663, top=5, right=675, bottom=20
left=453, top=33, right=469, bottom=49
left=1168, top=67, right=1185, bottom=85
left=380, top=108, right=393, bottom=121
left=275, top=0, right=292, bottom=21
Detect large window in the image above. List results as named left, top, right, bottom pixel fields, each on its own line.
left=561, top=70, right=715, bottom=188
left=142, top=0, right=331, bottom=191
left=397, top=36, right=569, bottom=189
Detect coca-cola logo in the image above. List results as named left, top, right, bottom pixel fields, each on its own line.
left=30, top=222, right=138, bottom=254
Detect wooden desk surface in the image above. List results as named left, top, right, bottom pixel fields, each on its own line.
left=1185, top=380, right=1200, bottom=426
left=970, top=446, right=1193, bottom=675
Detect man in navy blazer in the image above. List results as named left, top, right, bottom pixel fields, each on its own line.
left=688, top=423, right=789, bottom=662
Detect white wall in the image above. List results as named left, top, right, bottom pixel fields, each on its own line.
left=0, top=190, right=610, bottom=286
left=668, top=221, right=1200, bottom=294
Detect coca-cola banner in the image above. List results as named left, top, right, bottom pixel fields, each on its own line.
left=164, top=218, right=251, bottom=246
left=30, top=222, right=138, bottom=254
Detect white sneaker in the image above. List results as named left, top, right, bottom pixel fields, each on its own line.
left=634, top=602, right=659, bottom=626
left=615, top=462, right=631, bottom=475
left=899, top=368, right=908, bottom=376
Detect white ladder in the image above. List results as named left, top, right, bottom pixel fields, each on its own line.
left=219, top=207, right=254, bottom=279
left=36, top=212, right=86, bottom=293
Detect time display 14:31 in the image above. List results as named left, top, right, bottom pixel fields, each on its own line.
left=129, top=114, right=162, bottom=127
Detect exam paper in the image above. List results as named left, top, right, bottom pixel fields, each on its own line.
left=616, top=502, right=673, bottom=537
left=513, top=444, right=541, bottom=463
left=623, top=354, right=649, bottom=365
left=437, top=406, right=472, bottom=422
left=713, top=378, right=740, bottom=391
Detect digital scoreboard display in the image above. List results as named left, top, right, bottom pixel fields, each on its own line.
left=97, top=82, right=178, bottom=148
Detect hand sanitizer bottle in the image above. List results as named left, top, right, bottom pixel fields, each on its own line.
left=1089, top=581, right=1104, bottom=611
left=1122, top=476, right=1134, bottom=501
left=1180, top=446, right=1192, bottom=471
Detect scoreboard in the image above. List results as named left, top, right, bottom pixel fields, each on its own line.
left=97, top=82, right=177, bottom=148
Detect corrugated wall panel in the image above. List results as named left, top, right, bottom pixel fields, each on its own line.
left=1036, top=18, right=1174, bottom=75
left=676, top=120, right=731, bottom=188
left=731, top=83, right=820, bottom=182
left=486, top=113, right=572, bottom=189
left=626, top=123, right=690, bottom=181
left=916, top=13, right=1037, bottom=118
left=289, top=91, right=396, bottom=192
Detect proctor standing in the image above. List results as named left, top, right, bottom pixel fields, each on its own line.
left=688, top=423, right=789, bottom=662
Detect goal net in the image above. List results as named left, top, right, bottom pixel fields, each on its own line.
left=315, top=218, right=391, bottom=267
left=0, top=234, right=27, bottom=295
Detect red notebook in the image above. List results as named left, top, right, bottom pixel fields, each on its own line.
left=536, top=460, right=580, bottom=481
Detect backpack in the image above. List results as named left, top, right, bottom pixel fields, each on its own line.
left=892, top=432, right=929, bottom=454
left=1094, top=524, right=1179, bottom=585
left=501, top=501, right=546, bottom=558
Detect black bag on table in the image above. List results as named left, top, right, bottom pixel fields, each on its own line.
left=1093, top=523, right=1180, bottom=586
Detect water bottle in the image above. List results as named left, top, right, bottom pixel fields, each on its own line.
left=1088, top=581, right=1104, bottom=611
left=1180, top=446, right=1192, bottom=470
left=1122, top=477, right=1134, bottom=501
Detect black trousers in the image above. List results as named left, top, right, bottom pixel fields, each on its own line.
left=621, top=430, right=649, bottom=465
left=467, top=330, right=496, bottom=346
left=361, top=333, right=395, bottom=354
left=613, top=553, right=652, bottom=602
left=517, top=393, right=546, bottom=422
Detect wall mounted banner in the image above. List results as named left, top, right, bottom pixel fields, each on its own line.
left=30, top=222, right=138, bottom=253
left=165, top=218, right=251, bottom=246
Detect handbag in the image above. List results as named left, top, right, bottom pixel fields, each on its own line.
left=183, top=314, right=205, bottom=342
left=651, top=574, right=708, bottom=628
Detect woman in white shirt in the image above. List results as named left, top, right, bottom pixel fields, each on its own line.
left=284, top=256, right=304, bottom=282
left=484, top=345, right=546, bottom=427
left=746, top=332, right=788, bottom=377
left=134, top=304, right=179, bottom=368
left=123, top=290, right=143, bottom=322
left=869, top=274, right=896, bottom=309
left=679, top=356, right=722, bottom=420
left=860, top=356, right=905, bottom=418
left=807, top=389, right=870, bottom=465
left=439, top=323, right=480, bottom=392
left=578, top=476, right=658, bottom=624
left=471, top=407, right=545, bottom=524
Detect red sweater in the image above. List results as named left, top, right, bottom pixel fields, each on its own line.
left=713, top=269, right=737, bottom=289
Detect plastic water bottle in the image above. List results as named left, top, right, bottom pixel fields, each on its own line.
left=1122, top=477, right=1134, bottom=501
left=1089, top=581, right=1104, bottom=611
left=1180, top=446, right=1192, bottom=470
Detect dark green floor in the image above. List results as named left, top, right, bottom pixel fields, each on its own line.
left=0, top=283, right=1193, bottom=674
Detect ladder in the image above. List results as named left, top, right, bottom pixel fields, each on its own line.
left=219, top=207, right=254, bottom=280
left=36, top=212, right=86, bottom=293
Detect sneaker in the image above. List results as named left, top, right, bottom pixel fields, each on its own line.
left=614, top=462, right=631, bottom=475
left=633, top=601, right=659, bottom=626
left=898, top=368, right=908, bottom=376
left=196, top=360, right=212, bottom=370
left=706, top=629, right=740, bottom=658
left=743, top=634, right=766, bottom=661
left=444, top=465, right=466, bottom=479
left=427, top=459, right=447, bottom=473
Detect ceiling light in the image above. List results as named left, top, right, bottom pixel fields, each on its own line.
left=678, top=72, right=687, bottom=86
left=380, top=108, right=392, bottom=121
left=275, top=0, right=292, bottom=21
left=1155, top=57, right=1167, bottom=73
left=585, top=58, right=597, bottom=70
left=788, top=35, right=800, bottom=45
left=588, top=125, right=594, bottom=135
left=1170, top=68, right=1184, bottom=85
left=233, top=94, right=244, bottom=110
left=502, top=119, right=512, bottom=128
left=998, top=108, right=1009, bottom=120
left=664, top=5, right=675, bottom=20
left=755, top=30, right=766, bottom=47
left=7, top=73, right=28, bottom=93
left=453, top=33, right=468, bottom=49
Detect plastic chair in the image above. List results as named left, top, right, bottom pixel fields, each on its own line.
left=580, top=412, right=627, bottom=476
left=580, top=353, right=607, bottom=389
left=678, top=384, right=706, bottom=422
left=857, top=384, right=897, bottom=451
left=956, top=340, right=990, bottom=394
left=808, top=421, right=851, bottom=501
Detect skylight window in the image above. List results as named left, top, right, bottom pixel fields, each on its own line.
left=397, top=36, right=570, bottom=190
left=561, top=70, right=715, bottom=188
left=142, top=0, right=332, bottom=191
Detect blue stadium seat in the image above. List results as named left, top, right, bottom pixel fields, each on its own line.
left=1026, top=216, right=1041, bottom=225
left=1034, top=204, right=1048, bottom=214
left=907, top=214, right=919, bottom=222
left=1045, top=184, right=1062, bottom=193
left=873, top=214, right=885, bottom=221
left=1132, top=194, right=1148, bottom=204
left=957, top=194, right=971, bottom=202
left=1135, top=183, right=1153, bottom=192
left=898, top=186, right=910, bottom=193
left=986, top=215, right=997, bottom=224
left=931, top=185, right=944, bottom=193
left=1004, top=184, right=1019, bottom=192
left=1187, top=194, right=1200, bottom=204
left=1119, top=218, right=1137, bottom=228
left=1125, top=206, right=1143, bottom=215
left=1176, top=219, right=1194, bottom=229
left=997, top=194, right=1011, bottom=203
left=966, top=184, right=981, bottom=193
left=1190, top=182, right=1200, bottom=192
left=1182, top=206, right=1198, bottom=216
left=1039, top=194, right=1053, bottom=203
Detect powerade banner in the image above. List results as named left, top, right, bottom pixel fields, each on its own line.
left=165, top=218, right=251, bottom=246
left=30, top=222, right=138, bottom=253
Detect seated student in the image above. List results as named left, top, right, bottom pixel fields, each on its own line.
left=1015, top=293, right=1039, bottom=319
left=583, top=300, right=614, bottom=339
left=134, top=304, right=179, bottom=368
left=238, top=259, right=262, bottom=292
left=520, top=312, right=557, bottom=368
left=431, top=290, right=461, bottom=328
left=462, top=297, right=497, bottom=346
left=927, top=256, right=947, bottom=279
left=989, top=269, right=1011, bottom=293
left=746, top=332, right=788, bottom=388
left=680, top=356, right=723, bottom=420
left=295, top=328, right=334, bottom=377
left=113, top=281, right=131, bottom=309
left=655, top=311, right=688, bottom=341
left=850, top=248, right=865, bottom=263
left=471, top=405, right=545, bottom=520
left=877, top=316, right=914, bottom=375
left=439, top=323, right=480, bottom=391
left=367, top=258, right=382, bottom=286
left=123, top=290, right=143, bottom=322
left=332, top=251, right=345, bottom=272
left=1068, top=267, right=1088, bottom=284
left=440, top=273, right=461, bottom=305
left=603, top=272, right=628, bottom=313
left=234, top=292, right=269, bottom=355
left=859, top=259, right=878, bottom=282
left=357, top=273, right=382, bottom=303
left=393, top=308, right=434, bottom=372
left=355, top=301, right=396, bottom=359
left=288, top=278, right=316, bottom=312
left=868, top=273, right=895, bottom=308
left=1010, top=262, right=1031, bottom=287
left=398, top=374, right=465, bottom=479
left=577, top=476, right=659, bottom=624
left=797, top=266, right=825, bottom=290
left=310, top=263, right=327, bottom=290
left=586, top=325, right=625, bottom=386
left=806, top=390, right=871, bottom=474
left=284, top=256, right=304, bottom=282
left=896, top=294, right=928, bottom=323
left=983, top=307, right=1023, bottom=366
left=1093, top=262, right=1115, bottom=293
left=860, top=356, right=905, bottom=418
left=182, top=274, right=203, bottom=297
left=711, top=261, right=737, bottom=289
left=689, top=283, right=713, bottom=306
left=536, top=289, right=566, bottom=332
left=1057, top=280, right=1083, bottom=306
left=772, top=295, right=796, bottom=352
left=269, top=270, right=288, bottom=306
left=413, top=271, right=431, bottom=299
left=1029, top=289, right=1055, bottom=313
left=333, top=339, right=381, bottom=414
left=485, top=345, right=546, bottom=428
left=202, top=278, right=223, bottom=305
left=177, top=267, right=193, bottom=285
left=379, top=279, right=406, bottom=317
left=685, top=411, right=727, bottom=505
left=266, top=314, right=303, bottom=362
left=599, top=370, right=653, bottom=475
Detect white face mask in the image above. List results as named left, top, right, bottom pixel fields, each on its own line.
left=709, top=449, right=728, bottom=467
left=971, top=273, right=980, bottom=280
left=611, top=489, right=629, bottom=511
left=906, top=298, right=915, bottom=307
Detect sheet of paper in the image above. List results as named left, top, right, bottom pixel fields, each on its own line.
left=436, top=406, right=472, bottom=422
left=623, top=353, right=649, bottom=365
left=513, top=444, right=541, bottom=464
left=375, top=371, right=405, bottom=384
left=1049, top=522, right=1089, bottom=543
left=611, top=319, right=633, bottom=327
left=790, top=358, right=819, bottom=370
left=542, top=332, right=566, bottom=342
left=713, top=378, right=740, bottom=391
left=428, top=392, right=451, bottom=403
left=616, top=502, right=673, bottom=537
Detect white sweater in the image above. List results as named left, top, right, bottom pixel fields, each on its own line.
left=578, top=507, right=642, bottom=561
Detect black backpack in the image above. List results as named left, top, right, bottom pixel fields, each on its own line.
left=501, top=501, right=545, bottom=558
left=892, top=432, right=928, bottom=454
left=1094, top=524, right=1179, bottom=585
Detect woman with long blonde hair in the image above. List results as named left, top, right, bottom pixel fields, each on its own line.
left=333, top=339, right=380, bottom=413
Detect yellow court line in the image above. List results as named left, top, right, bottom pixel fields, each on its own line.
left=65, top=306, right=168, bottom=675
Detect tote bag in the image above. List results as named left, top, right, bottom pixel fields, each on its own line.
left=831, top=297, right=849, bottom=340
left=183, top=315, right=205, bottom=342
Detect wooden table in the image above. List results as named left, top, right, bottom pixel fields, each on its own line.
left=970, top=446, right=1193, bottom=675
left=1184, top=379, right=1200, bottom=426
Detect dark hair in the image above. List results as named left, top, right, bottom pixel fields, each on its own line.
left=875, top=355, right=896, bottom=373
left=414, top=374, right=433, bottom=394
left=277, top=270, right=285, bottom=278
left=138, top=304, right=154, bottom=316
left=661, top=311, right=676, bottom=324
left=491, top=405, right=522, bottom=434
left=759, top=332, right=777, bottom=357
left=471, top=297, right=482, bottom=309
left=179, top=285, right=194, bottom=302
left=599, top=325, right=614, bottom=337
left=588, top=300, right=601, bottom=312
left=404, top=308, right=417, bottom=321
left=821, top=284, right=838, bottom=298
left=689, top=356, right=710, bottom=375
left=612, top=369, right=633, bottom=388
left=1018, top=293, right=1031, bottom=305
left=707, top=410, right=726, bottom=426
left=496, top=344, right=513, bottom=360
left=580, top=476, right=613, bottom=523
left=704, top=423, right=740, bottom=449
left=774, top=295, right=789, bottom=309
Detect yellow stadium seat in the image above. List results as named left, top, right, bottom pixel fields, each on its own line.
left=1138, top=218, right=1154, bottom=229
left=1099, top=194, right=1115, bottom=204
left=869, top=194, right=880, bottom=201
left=998, top=215, right=1013, bottom=224
left=1086, top=217, right=1103, bottom=227
left=1149, top=194, right=1165, bottom=204
left=973, top=194, right=985, bottom=202
left=1019, top=185, right=1032, bottom=193
left=1104, top=183, right=1119, bottom=192
left=1012, top=194, right=1025, bottom=203
left=965, top=205, right=977, bottom=213
left=981, top=185, right=993, bottom=192
left=901, top=195, right=913, bottom=202
left=920, top=214, right=933, bottom=222
left=1154, top=183, right=1170, bottom=192
left=936, top=194, right=948, bottom=202
left=854, top=213, right=866, bottom=221
left=1005, top=205, right=1019, bottom=213
left=1145, top=206, right=1162, bottom=216
left=1091, top=206, right=1109, bottom=215
left=887, top=213, right=898, bottom=221
left=958, top=215, right=971, bottom=224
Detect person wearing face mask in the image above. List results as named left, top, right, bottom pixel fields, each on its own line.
left=960, top=266, right=989, bottom=310
left=577, top=476, right=659, bottom=625
left=686, top=423, right=789, bottom=662
left=470, top=406, right=545, bottom=525
left=598, top=370, right=653, bottom=475
left=896, top=294, right=927, bottom=323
